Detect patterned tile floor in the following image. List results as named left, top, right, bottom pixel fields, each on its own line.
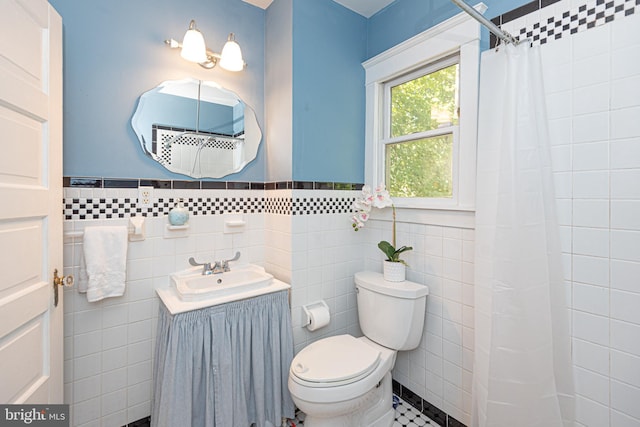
left=291, top=394, right=437, bottom=426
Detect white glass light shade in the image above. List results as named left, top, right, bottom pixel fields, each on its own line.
left=181, top=22, right=207, bottom=63
left=219, top=33, right=245, bottom=71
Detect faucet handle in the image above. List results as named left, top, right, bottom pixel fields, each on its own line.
left=189, top=253, right=238, bottom=275
left=188, top=257, right=207, bottom=267
left=220, top=252, right=239, bottom=272
left=223, top=251, right=241, bottom=263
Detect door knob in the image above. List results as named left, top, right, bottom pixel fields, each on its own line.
left=53, top=268, right=74, bottom=307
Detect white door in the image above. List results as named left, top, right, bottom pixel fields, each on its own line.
left=0, top=0, right=63, bottom=404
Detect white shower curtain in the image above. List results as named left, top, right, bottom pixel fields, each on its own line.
left=472, top=43, right=575, bottom=427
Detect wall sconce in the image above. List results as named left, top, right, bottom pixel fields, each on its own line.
left=165, top=20, right=246, bottom=71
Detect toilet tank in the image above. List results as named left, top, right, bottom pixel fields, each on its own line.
left=355, top=271, right=428, bottom=351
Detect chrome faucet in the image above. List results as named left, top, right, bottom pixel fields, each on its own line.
left=188, top=251, right=241, bottom=275
left=212, top=261, right=226, bottom=274
left=188, top=259, right=215, bottom=275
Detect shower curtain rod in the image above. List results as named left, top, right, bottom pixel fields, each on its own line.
left=449, top=0, right=520, bottom=45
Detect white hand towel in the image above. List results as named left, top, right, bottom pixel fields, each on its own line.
left=80, top=226, right=128, bottom=302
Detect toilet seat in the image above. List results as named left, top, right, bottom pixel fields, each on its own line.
left=290, top=335, right=381, bottom=387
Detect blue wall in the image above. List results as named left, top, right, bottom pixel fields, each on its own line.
left=264, top=0, right=293, bottom=182
left=367, top=0, right=462, bottom=58
left=52, top=0, right=532, bottom=183
left=50, top=0, right=265, bottom=181
left=288, top=0, right=531, bottom=183
left=367, top=0, right=533, bottom=58
left=291, top=0, right=367, bottom=183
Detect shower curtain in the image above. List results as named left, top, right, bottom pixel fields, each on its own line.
left=472, top=43, right=574, bottom=427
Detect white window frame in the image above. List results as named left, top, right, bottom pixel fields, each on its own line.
left=363, top=5, right=484, bottom=215
left=382, top=54, right=461, bottom=207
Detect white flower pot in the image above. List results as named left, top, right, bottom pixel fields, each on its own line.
left=383, top=261, right=406, bottom=282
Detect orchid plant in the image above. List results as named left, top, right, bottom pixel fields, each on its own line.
left=351, top=184, right=413, bottom=265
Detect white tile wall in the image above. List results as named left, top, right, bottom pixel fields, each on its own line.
left=63, top=189, right=266, bottom=427
left=491, top=3, right=640, bottom=426
left=63, top=187, right=362, bottom=426
left=268, top=189, right=364, bottom=354
left=356, top=217, right=474, bottom=425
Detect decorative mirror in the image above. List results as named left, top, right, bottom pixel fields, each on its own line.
left=131, top=79, right=261, bottom=178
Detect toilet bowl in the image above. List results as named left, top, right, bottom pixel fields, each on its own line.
left=288, top=335, right=396, bottom=427
left=288, top=272, right=428, bottom=427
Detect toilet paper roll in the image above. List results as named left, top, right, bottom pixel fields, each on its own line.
left=305, top=302, right=330, bottom=331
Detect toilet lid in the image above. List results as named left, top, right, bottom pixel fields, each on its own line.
left=291, top=335, right=381, bottom=385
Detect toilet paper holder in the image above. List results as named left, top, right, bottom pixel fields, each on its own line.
left=302, top=300, right=330, bottom=330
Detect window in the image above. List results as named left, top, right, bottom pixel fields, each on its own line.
left=363, top=10, right=482, bottom=212
left=384, top=56, right=459, bottom=199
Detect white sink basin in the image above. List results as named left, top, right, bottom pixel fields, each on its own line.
left=172, top=264, right=274, bottom=302
left=157, top=264, right=289, bottom=314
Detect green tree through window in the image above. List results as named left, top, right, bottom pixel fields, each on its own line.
left=386, top=63, right=459, bottom=198
left=386, top=134, right=453, bottom=198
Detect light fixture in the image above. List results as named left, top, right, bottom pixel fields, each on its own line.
left=165, top=20, right=246, bottom=71
left=180, top=20, right=207, bottom=63
left=219, top=34, right=244, bottom=72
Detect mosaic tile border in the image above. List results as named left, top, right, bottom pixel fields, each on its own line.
left=62, top=195, right=358, bottom=220
left=489, top=0, right=638, bottom=47
left=392, top=380, right=467, bottom=427
left=62, top=177, right=360, bottom=219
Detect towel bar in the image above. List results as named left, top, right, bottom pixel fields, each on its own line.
left=64, top=218, right=145, bottom=241
left=64, top=227, right=134, bottom=238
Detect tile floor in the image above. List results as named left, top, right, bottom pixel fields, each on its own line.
left=290, top=394, right=437, bottom=426
left=126, top=395, right=436, bottom=427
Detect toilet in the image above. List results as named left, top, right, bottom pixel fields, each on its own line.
left=288, top=271, right=429, bottom=427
